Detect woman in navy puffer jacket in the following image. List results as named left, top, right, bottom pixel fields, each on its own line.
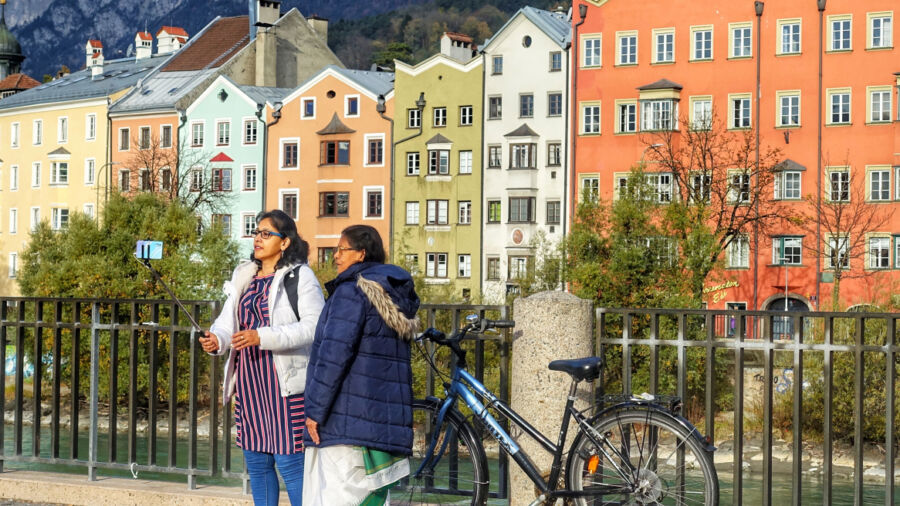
left=303, top=224, right=420, bottom=504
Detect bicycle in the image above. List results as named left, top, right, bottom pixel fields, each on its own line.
left=397, top=314, right=719, bottom=505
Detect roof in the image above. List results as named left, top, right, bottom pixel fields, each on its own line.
left=87, top=40, right=103, bottom=48
left=316, top=113, right=356, bottom=135
left=48, top=147, right=71, bottom=156
left=775, top=158, right=807, bottom=172
left=238, top=84, right=292, bottom=105
left=210, top=152, right=234, bottom=162
left=0, top=73, right=41, bottom=91
left=329, top=66, right=394, bottom=97
left=444, top=32, right=473, bottom=44
left=505, top=123, right=539, bottom=137
left=137, top=32, right=152, bottom=41
left=158, top=26, right=189, bottom=38
left=483, top=6, right=571, bottom=49
left=426, top=133, right=452, bottom=145
left=637, top=78, right=683, bottom=91
left=162, top=16, right=249, bottom=72
left=109, top=69, right=217, bottom=114
left=0, top=54, right=168, bottom=111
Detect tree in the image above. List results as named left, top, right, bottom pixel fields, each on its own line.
left=372, top=41, right=413, bottom=69
left=641, top=113, right=788, bottom=304
left=798, top=162, right=894, bottom=310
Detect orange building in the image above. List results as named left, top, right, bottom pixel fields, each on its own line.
left=266, top=66, right=394, bottom=266
left=573, top=0, right=900, bottom=311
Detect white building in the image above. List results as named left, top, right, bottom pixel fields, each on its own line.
left=480, top=7, right=571, bottom=301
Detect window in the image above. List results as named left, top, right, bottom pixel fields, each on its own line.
left=160, top=167, right=171, bottom=191
left=189, top=168, right=202, bottom=192
left=51, top=208, right=69, bottom=230
left=509, top=197, right=536, bottom=223
left=869, top=13, right=893, bottom=49
left=86, top=114, right=97, bottom=140
left=869, top=169, right=890, bottom=201
left=282, top=140, right=299, bottom=168
left=773, top=236, right=802, bottom=265
left=653, top=29, right=674, bottom=63
left=216, top=121, right=230, bottom=146
left=458, top=151, right=472, bottom=174
left=730, top=94, right=751, bottom=129
left=487, top=200, right=501, bottom=223
left=161, top=125, right=172, bottom=148
left=405, top=202, right=419, bottom=225
left=406, top=152, right=420, bottom=175
left=829, top=170, right=850, bottom=201
left=242, top=214, right=256, bottom=237
left=582, top=104, right=600, bottom=134
left=692, top=27, right=712, bottom=60
left=730, top=23, right=752, bottom=58
left=896, top=236, right=900, bottom=268
left=345, top=96, right=359, bottom=117
left=458, top=201, right=471, bottom=224
left=487, top=257, right=500, bottom=280
left=547, top=143, right=561, bottom=166
left=458, top=255, right=471, bottom=278
left=646, top=173, right=672, bottom=202
left=9, top=165, right=17, bottom=190
left=642, top=99, right=675, bottom=131
left=869, top=236, right=890, bottom=269
left=426, top=200, right=449, bottom=225
left=691, top=97, right=712, bottom=130
left=830, top=15, right=852, bottom=51
left=282, top=191, right=298, bottom=219
left=30, top=207, right=39, bottom=231
left=84, top=159, right=95, bottom=185
left=212, top=168, right=232, bottom=191
left=869, top=87, right=892, bottom=123
left=774, top=171, right=801, bottom=200
left=243, top=165, right=257, bottom=190
left=548, top=93, right=562, bottom=117
left=319, top=192, right=349, bottom=217
left=83, top=203, right=94, bottom=219
left=729, top=173, right=751, bottom=203
left=779, top=20, right=801, bottom=54
left=139, top=126, right=150, bottom=149
left=58, top=117, right=68, bottom=143
left=428, top=150, right=449, bottom=175
left=365, top=188, right=383, bottom=218
left=460, top=105, right=473, bottom=125
left=320, top=140, right=350, bottom=165
left=510, top=143, right=537, bottom=169
left=547, top=201, right=561, bottom=224
left=33, top=119, right=42, bottom=145
left=509, top=256, right=530, bottom=280
left=11, top=122, right=19, bottom=147
left=407, top=108, right=421, bottom=128
left=617, top=102, right=637, bottom=133
left=119, top=127, right=130, bottom=150
left=488, top=145, right=502, bottom=168
left=778, top=92, right=800, bottom=127
left=728, top=235, right=750, bottom=268
left=319, top=248, right=335, bottom=265
left=243, top=120, right=257, bottom=145
left=519, top=94, right=534, bottom=118
left=366, top=136, right=384, bottom=166
left=549, top=51, right=562, bottom=71
left=617, top=32, right=637, bottom=65
left=828, top=90, right=851, bottom=124
left=50, top=162, right=68, bottom=185
left=302, top=98, right=316, bottom=118
left=583, top=36, right=601, bottom=66
left=492, top=55, right=503, bottom=74
left=117, top=169, right=130, bottom=191
left=31, top=162, right=40, bottom=188
left=581, top=177, right=599, bottom=201
left=433, top=107, right=447, bottom=127
left=405, top=254, right=419, bottom=274
left=212, top=214, right=232, bottom=235
left=8, top=253, right=16, bottom=278
left=489, top=96, right=502, bottom=119
left=8, top=209, right=16, bottom=234
left=827, top=235, right=849, bottom=269
left=426, top=253, right=448, bottom=278
left=190, top=123, right=203, bottom=147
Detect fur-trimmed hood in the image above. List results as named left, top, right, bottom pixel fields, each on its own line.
left=325, top=262, right=420, bottom=340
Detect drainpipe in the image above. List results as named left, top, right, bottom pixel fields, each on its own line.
left=479, top=55, right=486, bottom=298
left=261, top=101, right=283, bottom=211
left=376, top=94, right=394, bottom=259
left=105, top=97, right=112, bottom=207
left=389, top=92, right=427, bottom=260
left=176, top=109, right=188, bottom=198
left=570, top=4, right=588, bottom=230
left=561, top=33, right=572, bottom=292
left=753, top=1, right=763, bottom=312
left=816, top=0, right=826, bottom=310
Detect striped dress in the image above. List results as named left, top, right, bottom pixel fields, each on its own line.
left=233, top=273, right=305, bottom=454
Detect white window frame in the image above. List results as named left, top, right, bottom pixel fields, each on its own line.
left=31, top=162, right=41, bottom=188
left=458, top=150, right=472, bottom=175
left=51, top=207, right=69, bottom=231
left=242, top=164, right=257, bottom=191
left=460, top=105, right=473, bottom=126
left=868, top=167, right=891, bottom=201
left=50, top=161, right=68, bottom=186
left=363, top=134, right=385, bottom=167
left=828, top=14, right=853, bottom=51
left=57, top=116, right=68, bottom=144
left=362, top=185, right=384, bottom=220
left=215, top=120, right=230, bottom=146
left=8, top=252, right=16, bottom=278
left=30, top=206, right=40, bottom=231
left=344, top=94, right=361, bottom=118
left=690, top=96, right=712, bottom=130
left=406, top=152, right=420, bottom=176
left=425, top=253, right=448, bottom=278
left=9, top=165, right=18, bottom=191
left=826, top=235, right=850, bottom=270
left=190, top=121, right=204, bottom=147
left=616, top=31, right=638, bottom=66
left=652, top=28, right=675, bottom=64
left=458, top=201, right=472, bottom=224
left=868, top=86, right=892, bottom=123
left=279, top=188, right=300, bottom=220
left=869, top=235, right=891, bottom=269
left=728, top=235, right=750, bottom=268
left=581, top=176, right=599, bottom=201
left=241, top=214, right=256, bottom=238
left=729, top=22, right=753, bottom=58
left=241, top=118, right=258, bottom=146
left=581, top=102, right=601, bottom=135
left=86, top=114, right=97, bottom=141
left=9, top=208, right=17, bottom=234
left=582, top=34, right=602, bottom=67
left=691, top=25, right=713, bottom=61
left=616, top=100, right=637, bottom=133
left=11, top=122, right=19, bottom=148
left=777, top=19, right=802, bottom=55
left=641, top=99, right=676, bottom=131
left=138, top=125, right=151, bottom=150
left=776, top=91, right=801, bottom=127
left=774, top=171, right=802, bottom=200
left=773, top=236, right=803, bottom=265
left=828, top=168, right=850, bottom=202
left=405, top=201, right=420, bottom=225
left=407, top=108, right=421, bottom=128
left=83, top=203, right=95, bottom=219
left=458, top=254, right=471, bottom=278
left=827, top=88, right=851, bottom=125
left=433, top=107, right=447, bottom=127
left=32, top=119, right=42, bottom=146
left=426, top=199, right=449, bottom=225
left=868, top=12, right=893, bottom=50
left=279, top=137, right=300, bottom=171
left=301, top=97, right=317, bottom=120
left=729, top=93, right=752, bottom=129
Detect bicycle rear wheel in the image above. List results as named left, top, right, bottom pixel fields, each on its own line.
left=393, top=398, right=489, bottom=505
left=566, top=408, right=718, bottom=505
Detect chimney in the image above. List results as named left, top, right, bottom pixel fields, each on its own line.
left=156, top=26, right=188, bottom=54
left=135, top=31, right=153, bottom=60
left=307, top=15, right=328, bottom=43
left=85, top=39, right=103, bottom=68
left=251, top=0, right=281, bottom=38
left=440, top=32, right=477, bottom=62
left=255, top=26, right=276, bottom=87
left=91, top=52, right=104, bottom=79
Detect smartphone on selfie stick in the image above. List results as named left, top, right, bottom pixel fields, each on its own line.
left=135, top=240, right=202, bottom=332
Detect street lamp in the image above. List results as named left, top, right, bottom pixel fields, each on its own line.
left=384, top=92, right=426, bottom=259
left=640, top=143, right=664, bottom=166
left=96, top=161, right=121, bottom=210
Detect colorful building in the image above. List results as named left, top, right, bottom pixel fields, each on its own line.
left=393, top=34, right=483, bottom=301
left=481, top=7, right=571, bottom=301
left=266, top=65, right=394, bottom=266
left=573, top=0, right=900, bottom=311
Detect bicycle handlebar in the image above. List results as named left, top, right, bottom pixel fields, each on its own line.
left=416, top=316, right=515, bottom=369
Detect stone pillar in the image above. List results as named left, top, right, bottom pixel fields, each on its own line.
left=510, top=291, right=594, bottom=505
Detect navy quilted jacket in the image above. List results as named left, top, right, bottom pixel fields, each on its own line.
left=303, top=262, right=420, bottom=454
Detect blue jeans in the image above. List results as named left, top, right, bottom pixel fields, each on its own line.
left=243, top=449, right=304, bottom=505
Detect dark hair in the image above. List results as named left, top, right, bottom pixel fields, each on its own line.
left=341, top=224, right=385, bottom=264
left=251, top=209, right=309, bottom=269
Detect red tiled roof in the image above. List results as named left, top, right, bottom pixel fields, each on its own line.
left=87, top=39, right=103, bottom=48
left=210, top=152, right=234, bottom=162
left=0, top=73, right=41, bottom=91
left=158, top=26, right=189, bottom=38
left=162, top=17, right=249, bottom=72
left=137, top=31, right=152, bottom=41
left=444, top=32, right=473, bottom=43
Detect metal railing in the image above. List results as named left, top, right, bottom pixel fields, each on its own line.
left=596, top=307, right=898, bottom=506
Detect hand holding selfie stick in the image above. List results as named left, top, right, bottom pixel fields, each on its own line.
left=135, top=240, right=202, bottom=332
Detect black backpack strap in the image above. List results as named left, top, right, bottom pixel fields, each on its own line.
left=284, top=264, right=303, bottom=321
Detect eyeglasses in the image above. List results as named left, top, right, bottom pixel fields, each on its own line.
left=336, top=246, right=359, bottom=253
left=250, top=229, right=284, bottom=240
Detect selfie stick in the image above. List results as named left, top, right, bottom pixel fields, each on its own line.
left=136, top=256, right=203, bottom=332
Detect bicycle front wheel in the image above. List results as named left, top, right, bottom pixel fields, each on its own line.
left=566, top=408, right=718, bottom=505
left=393, top=398, right=489, bottom=505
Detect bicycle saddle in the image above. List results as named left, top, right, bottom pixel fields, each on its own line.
left=548, top=357, right=602, bottom=382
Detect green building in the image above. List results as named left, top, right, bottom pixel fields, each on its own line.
left=393, top=33, right=483, bottom=301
